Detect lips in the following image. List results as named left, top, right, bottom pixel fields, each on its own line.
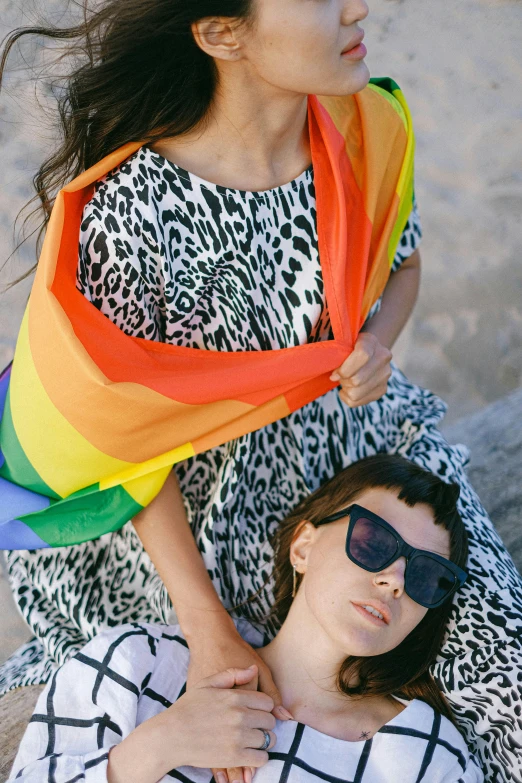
left=341, top=31, right=365, bottom=56
left=351, top=600, right=391, bottom=625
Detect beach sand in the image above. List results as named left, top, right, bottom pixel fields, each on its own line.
left=0, top=0, right=521, bottom=665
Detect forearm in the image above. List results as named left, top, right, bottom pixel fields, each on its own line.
left=362, top=249, right=421, bottom=350
left=132, top=470, right=234, bottom=642
left=108, top=713, right=182, bottom=783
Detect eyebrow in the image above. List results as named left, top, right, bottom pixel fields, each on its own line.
left=326, top=506, right=452, bottom=558
left=419, top=547, right=451, bottom=558
left=403, top=540, right=451, bottom=558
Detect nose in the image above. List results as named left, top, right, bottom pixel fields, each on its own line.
left=373, top=556, right=406, bottom=598
left=342, top=0, right=369, bottom=25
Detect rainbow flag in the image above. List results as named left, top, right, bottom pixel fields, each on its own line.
left=0, top=78, right=415, bottom=549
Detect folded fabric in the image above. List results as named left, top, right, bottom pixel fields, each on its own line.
left=0, top=78, right=415, bottom=549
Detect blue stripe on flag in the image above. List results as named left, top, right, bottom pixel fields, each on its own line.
left=0, top=518, right=50, bottom=550
left=0, top=476, right=51, bottom=549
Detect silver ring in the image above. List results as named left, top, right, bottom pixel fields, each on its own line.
left=258, top=729, right=271, bottom=751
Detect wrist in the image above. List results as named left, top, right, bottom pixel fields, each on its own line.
left=181, top=606, right=236, bottom=644
left=108, top=715, right=180, bottom=783
left=360, top=325, right=394, bottom=352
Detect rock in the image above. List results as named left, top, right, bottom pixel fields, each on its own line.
left=0, top=556, right=33, bottom=667
left=0, top=686, right=44, bottom=781
left=443, top=386, right=522, bottom=573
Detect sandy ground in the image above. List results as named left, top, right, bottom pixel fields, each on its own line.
left=0, top=0, right=521, bottom=665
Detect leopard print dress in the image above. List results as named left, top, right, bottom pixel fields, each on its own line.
left=2, top=147, right=521, bottom=781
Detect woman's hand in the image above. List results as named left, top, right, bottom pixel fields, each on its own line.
left=108, top=667, right=277, bottom=783
left=186, top=619, right=290, bottom=720
left=329, top=249, right=422, bottom=408
left=187, top=621, right=292, bottom=783
left=178, top=666, right=278, bottom=770
left=330, top=332, right=392, bottom=408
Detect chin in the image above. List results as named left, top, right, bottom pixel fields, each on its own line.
left=317, top=64, right=370, bottom=98
left=346, top=641, right=388, bottom=658
left=345, top=62, right=371, bottom=95
left=344, top=639, right=385, bottom=658
left=332, top=626, right=388, bottom=659
left=334, top=62, right=371, bottom=97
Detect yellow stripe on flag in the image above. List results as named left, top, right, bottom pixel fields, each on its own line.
left=122, top=465, right=173, bottom=508
left=99, top=442, right=196, bottom=492
left=10, top=310, right=135, bottom=497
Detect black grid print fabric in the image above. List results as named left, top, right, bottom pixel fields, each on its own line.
left=9, top=622, right=483, bottom=783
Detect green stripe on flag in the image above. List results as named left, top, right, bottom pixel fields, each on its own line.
left=17, top=482, right=143, bottom=547
left=370, top=76, right=401, bottom=97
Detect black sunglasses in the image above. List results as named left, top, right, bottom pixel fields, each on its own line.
left=315, top=504, right=468, bottom=609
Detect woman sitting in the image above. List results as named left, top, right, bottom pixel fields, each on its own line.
left=9, top=455, right=482, bottom=782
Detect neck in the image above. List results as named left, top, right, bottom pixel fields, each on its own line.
left=154, top=67, right=311, bottom=191
left=257, top=596, right=354, bottom=721
left=256, top=597, right=403, bottom=739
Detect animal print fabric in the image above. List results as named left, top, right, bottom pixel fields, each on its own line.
left=1, top=150, right=521, bottom=781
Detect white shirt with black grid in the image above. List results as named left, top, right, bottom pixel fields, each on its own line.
left=9, top=620, right=483, bottom=783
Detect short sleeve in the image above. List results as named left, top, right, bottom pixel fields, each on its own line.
left=390, top=197, right=422, bottom=273
left=77, top=196, right=166, bottom=342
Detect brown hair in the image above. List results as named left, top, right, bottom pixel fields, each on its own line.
left=0, top=0, right=255, bottom=282
left=269, top=454, right=468, bottom=723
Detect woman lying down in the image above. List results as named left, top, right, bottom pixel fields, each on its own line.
left=9, top=455, right=483, bottom=782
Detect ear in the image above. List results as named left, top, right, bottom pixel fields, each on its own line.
left=191, top=17, right=243, bottom=62
left=290, top=521, right=320, bottom=574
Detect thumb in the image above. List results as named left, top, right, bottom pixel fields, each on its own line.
left=330, top=350, right=363, bottom=382
left=199, top=665, right=258, bottom=690
left=330, top=335, right=374, bottom=382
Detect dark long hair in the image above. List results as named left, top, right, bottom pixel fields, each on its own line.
left=270, top=454, right=468, bottom=723
left=0, top=0, right=255, bottom=280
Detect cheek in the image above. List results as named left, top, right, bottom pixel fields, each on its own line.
left=367, top=602, right=429, bottom=658
left=251, top=13, right=339, bottom=72
left=396, top=602, right=429, bottom=642
left=305, top=548, right=363, bottom=609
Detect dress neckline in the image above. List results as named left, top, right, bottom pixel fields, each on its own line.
left=279, top=697, right=417, bottom=747
left=144, top=145, right=314, bottom=200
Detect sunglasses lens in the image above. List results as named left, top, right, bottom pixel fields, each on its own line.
left=350, top=517, right=398, bottom=570
left=407, top=555, right=456, bottom=607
